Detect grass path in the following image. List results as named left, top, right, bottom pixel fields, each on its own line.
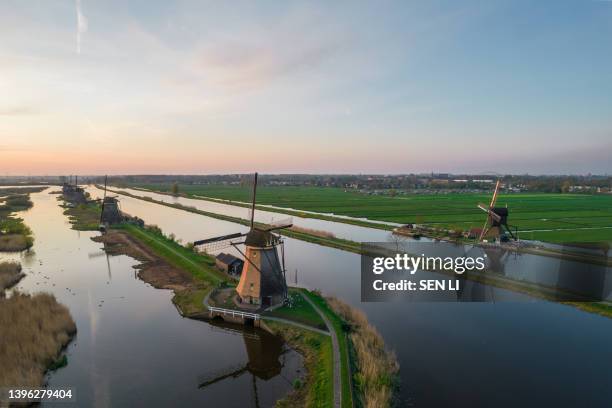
left=301, top=292, right=343, bottom=408
left=121, top=224, right=224, bottom=284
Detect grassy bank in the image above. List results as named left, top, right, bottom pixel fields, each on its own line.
left=0, top=291, right=76, bottom=389
left=62, top=200, right=101, bottom=230
left=264, top=289, right=326, bottom=330
left=125, top=183, right=612, bottom=243
left=301, top=290, right=354, bottom=408
left=120, top=223, right=224, bottom=284
left=0, top=261, right=25, bottom=292
left=0, top=191, right=39, bottom=251
left=266, top=321, right=334, bottom=408
left=327, top=297, right=399, bottom=408
left=104, top=187, right=363, bottom=253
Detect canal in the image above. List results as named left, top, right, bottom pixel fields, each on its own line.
left=1, top=189, right=302, bottom=407
left=85, top=186, right=612, bottom=407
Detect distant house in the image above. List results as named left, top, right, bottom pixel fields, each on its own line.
left=215, top=253, right=244, bottom=275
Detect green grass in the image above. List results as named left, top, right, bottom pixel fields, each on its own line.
left=118, top=223, right=224, bottom=284
left=301, top=289, right=353, bottom=408
left=62, top=201, right=101, bottom=231
left=264, top=290, right=326, bottom=330
left=125, top=183, right=612, bottom=243
left=267, top=321, right=334, bottom=408
left=0, top=193, right=36, bottom=251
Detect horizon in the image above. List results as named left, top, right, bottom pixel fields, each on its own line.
left=2, top=0, right=612, bottom=175
left=1, top=171, right=610, bottom=178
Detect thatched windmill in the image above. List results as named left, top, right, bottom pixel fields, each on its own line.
left=194, top=173, right=291, bottom=307
left=477, top=180, right=517, bottom=242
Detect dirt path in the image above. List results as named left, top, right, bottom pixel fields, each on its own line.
left=301, top=292, right=342, bottom=408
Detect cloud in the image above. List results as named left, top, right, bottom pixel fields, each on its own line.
left=193, top=40, right=339, bottom=89
left=0, top=106, right=38, bottom=116
left=76, top=0, right=88, bottom=54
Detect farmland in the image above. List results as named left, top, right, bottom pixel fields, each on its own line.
left=124, top=183, right=612, bottom=243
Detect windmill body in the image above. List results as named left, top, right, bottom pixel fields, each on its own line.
left=100, top=196, right=122, bottom=224
left=194, top=173, right=289, bottom=309
left=236, top=229, right=287, bottom=307
left=99, top=175, right=124, bottom=229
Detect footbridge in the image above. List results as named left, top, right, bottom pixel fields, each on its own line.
left=208, top=306, right=261, bottom=326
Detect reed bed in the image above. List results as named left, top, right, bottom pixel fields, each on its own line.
left=0, top=292, right=76, bottom=388
left=289, top=225, right=336, bottom=239
left=0, top=262, right=24, bottom=292
left=327, top=297, right=399, bottom=408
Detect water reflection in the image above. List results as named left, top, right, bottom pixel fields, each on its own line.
left=1, top=189, right=300, bottom=407
left=198, top=321, right=301, bottom=408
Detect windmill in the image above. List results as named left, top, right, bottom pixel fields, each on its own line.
left=477, top=180, right=517, bottom=242
left=194, top=173, right=291, bottom=307
left=99, top=175, right=123, bottom=231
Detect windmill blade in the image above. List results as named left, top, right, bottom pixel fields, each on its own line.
left=263, top=223, right=293, bottom=231
left=477, top=204, right=490, bottom=213
left=489, top=180, right=501, bottom=208
left=477, top=204, right=502, bottom=222
left=194, top=232, right=246, bottom=246
left=249, top=172, right=258, bottom=230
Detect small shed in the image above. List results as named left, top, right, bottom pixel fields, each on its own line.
left=215, top=253, right=244, bottom=275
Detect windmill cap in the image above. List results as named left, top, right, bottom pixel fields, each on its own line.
left=245, top=229, right=274, bottom=247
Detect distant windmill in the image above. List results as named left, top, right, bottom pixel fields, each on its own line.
left=194, top=173, right=291, bottom=307
left=477, top=180, right=517, bottom=242
left=99, top=175, right=123, bottom=231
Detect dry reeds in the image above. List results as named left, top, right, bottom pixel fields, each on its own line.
left=0, top=261, right=24, bottom=292
left=327, top=297, right=399, bottom=408
left=290, top=225, right=336, bottom=239
left=0, top=234, right=31, bottom=251
left=0, top=292, right=77, bottom=388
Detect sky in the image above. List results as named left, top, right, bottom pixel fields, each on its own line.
left=1, top=0, right=611, bottom=175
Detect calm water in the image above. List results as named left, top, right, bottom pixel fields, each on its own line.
left=1, top=189, right=301, bottom=407
left=112, top=186, right=392, bottom=243
left=86, top=185, right=612, bottom=407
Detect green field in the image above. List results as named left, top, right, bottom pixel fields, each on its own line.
left=127, top=184, right=612, bottom=243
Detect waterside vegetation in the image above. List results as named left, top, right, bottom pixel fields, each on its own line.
left=0, top=188, right=44, bottom=251
left=0, top=290, right=76, bottom=389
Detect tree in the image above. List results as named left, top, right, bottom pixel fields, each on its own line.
left=171, top=182, right=179, bottom=196
left=561, top=180, right=571, bottom=193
